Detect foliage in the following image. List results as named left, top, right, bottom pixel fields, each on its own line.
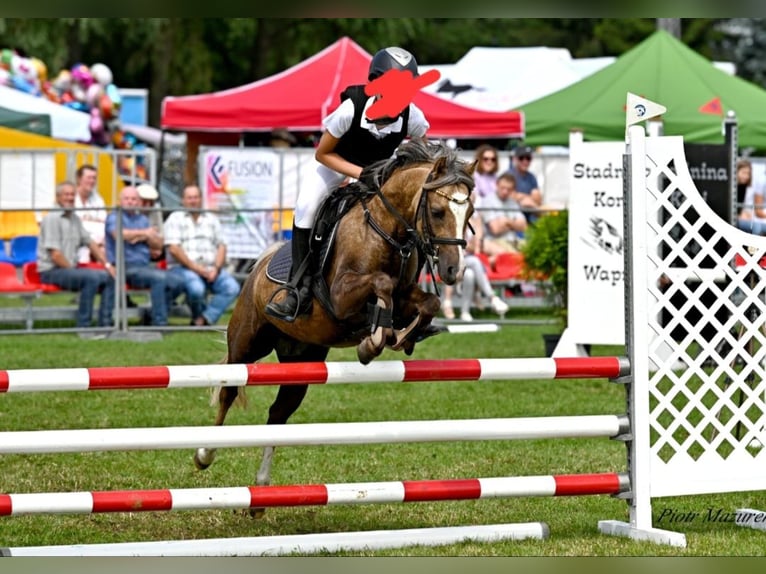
left=0, top=18, right=736, bottom=127
left=520, top=210, right=568, bottom=327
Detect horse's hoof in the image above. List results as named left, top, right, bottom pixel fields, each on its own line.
left=193, top=448, right=216, bottom=470
left=249, top=507, right=266, bottom=519
left=356, top=338, right=376, bottom=365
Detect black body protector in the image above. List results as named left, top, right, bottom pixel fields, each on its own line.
left=333, top=85, right=410, bottom=168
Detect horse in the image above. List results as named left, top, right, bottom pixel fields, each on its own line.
left=193, top=140, right=476, bottom=510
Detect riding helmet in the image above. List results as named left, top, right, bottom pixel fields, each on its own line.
left=368, top=47, right=419, bottom=81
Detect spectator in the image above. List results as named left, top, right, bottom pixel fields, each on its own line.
left=105, top=186, right=184, bottom=327
left=735, top=159, right=766, bottom=235
left=270, top=128, right=297, bottom=149
left=136, top=183, right=165, bottom=260
left=38, top=180, right=116, bottom=328
left=481, top=173, right=528, bottom=255
left=74, top=164, right=107, bottom=264
left=472, top=144, right=500, bottom=200
left=164, top=184, right=241, bottom=326
left=504, top=145, right=543, bottom=223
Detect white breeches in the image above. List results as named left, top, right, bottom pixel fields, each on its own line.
left=294, top=162, right=347, bottom=228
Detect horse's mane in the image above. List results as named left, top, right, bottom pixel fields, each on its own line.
left=366, top=140, right=475, bottom=192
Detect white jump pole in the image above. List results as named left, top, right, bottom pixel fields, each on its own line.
left=0, top=415, right=628, bottom=455
left=1, top=523, right=550, bottom=556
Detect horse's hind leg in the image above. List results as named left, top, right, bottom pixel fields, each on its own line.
left=251, top=343, right=329, bottom=518
left=194, top=280, right=276, bottom=471
left=193, top=386, right=240, bottom=470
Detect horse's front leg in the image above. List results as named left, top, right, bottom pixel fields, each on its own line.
left=391, top=284, right=444, bottom=353
left=332, top=271, right=396, bottom=364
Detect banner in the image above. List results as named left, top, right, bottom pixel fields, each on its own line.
left=199, top=147, right=279, bottom=260
left=565, top=136, right=626, bottom=346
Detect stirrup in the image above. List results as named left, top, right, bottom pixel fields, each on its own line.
left=265, top=285, right=300, bottom=322
left=265, top=283, right=312, bottom=322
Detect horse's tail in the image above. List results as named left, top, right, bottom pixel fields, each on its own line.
left=208, top=384, right=249, bottom=409
left=207, top=244, right=285, bottom=410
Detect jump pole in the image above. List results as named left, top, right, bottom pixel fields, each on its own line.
left=0, top=472, right=629, bottom=516
left=0, top=414, right=629, bottom=454
left=0, top=356, right=630, bottom=393
left=0, top=522, right=550, bottom=556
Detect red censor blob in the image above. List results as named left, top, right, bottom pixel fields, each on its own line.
left=364, top=68, right=441, bottom=120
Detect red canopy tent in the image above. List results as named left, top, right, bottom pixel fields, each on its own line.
left=160, top=37, right=525, bottom=139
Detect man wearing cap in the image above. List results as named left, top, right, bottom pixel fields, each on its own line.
left=136, top=183, right=164, bottom=261
left=504, top=145, right=543, bottom=223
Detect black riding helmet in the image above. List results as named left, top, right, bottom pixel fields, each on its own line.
left=368, top=47, right=419, bottom=81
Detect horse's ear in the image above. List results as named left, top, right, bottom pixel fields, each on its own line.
left=432, top=156, right=449, bottom=178
left=466, top=159, right=478, bottom=176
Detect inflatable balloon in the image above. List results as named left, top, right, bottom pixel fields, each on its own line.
left=86, top=82, right=103, bottom=107
left=105, top=83, right=121, bottom=109
left=51, top=69, right=72, bottom=95
left=0, top=48, right=14, bottom=70
left=30, top=57, right=47, bottom=83
left=70, top=63, right=93, bottom=89
left=90, top=62, right=112, bottom=87
left=10, top=74, right=36, bottom=94
left=41, top=80, right=60, bottom=103
left=99, top=93, right=114, bottom=119
left=0, top=67, right=10, bottom=86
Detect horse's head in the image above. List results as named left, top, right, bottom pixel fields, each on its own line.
left=418, top=153, right=476, bottom=285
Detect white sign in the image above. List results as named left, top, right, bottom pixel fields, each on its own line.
left=561, top=133, right=626, bottom=350
left=199, top=147, right=279, bottom=260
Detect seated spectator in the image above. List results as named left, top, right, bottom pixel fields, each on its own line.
left=472, top=144, right=500, bottom=200
left=735, top=159, right=766, bottom=235
left=503, top=145, right=543, bottom=223
left=164, top=184, right=241, bottom=326
left=105, top=186, right=185, bottom=327
left=74, top=164, right=107, bottom=264
left=38, top=180, right=115, bottom=328
left=136, top=183, right=165, bottom=261
left=481, top=173, right=528, bottom=255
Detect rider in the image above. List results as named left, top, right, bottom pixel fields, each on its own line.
left=265, top=46, right=431, bottom=322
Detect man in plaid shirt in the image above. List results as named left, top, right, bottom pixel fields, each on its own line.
left=164, top=185, right=241, bottom=326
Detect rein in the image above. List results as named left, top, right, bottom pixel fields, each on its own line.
left=359, top=167, right=470, bottom=294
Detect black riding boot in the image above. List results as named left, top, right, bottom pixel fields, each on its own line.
left=265, top=226, right=313, bottom=321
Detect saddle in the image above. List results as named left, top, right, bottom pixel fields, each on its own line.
left=266, top=182, right=374, bottom=318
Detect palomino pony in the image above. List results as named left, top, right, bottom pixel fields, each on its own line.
left=194, top=141, right=476, bottom=505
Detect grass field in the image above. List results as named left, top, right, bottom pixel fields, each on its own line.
left=0, top=319, right=764, bottom=556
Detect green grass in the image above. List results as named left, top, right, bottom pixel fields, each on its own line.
left=0, top=325, right=764, bottom=556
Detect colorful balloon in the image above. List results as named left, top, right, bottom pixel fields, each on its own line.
left=90, top=62, right=112, bottom=86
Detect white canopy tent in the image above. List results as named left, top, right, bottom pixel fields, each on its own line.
left=0, top=84, right=91, bottom=142
left=419, top=46, right=736, bottom=112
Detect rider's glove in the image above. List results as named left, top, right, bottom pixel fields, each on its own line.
left=359, top=164, right=378, bottom=189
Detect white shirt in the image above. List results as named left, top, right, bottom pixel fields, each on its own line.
left=74, top=190, right=107, bottom=244
left=323, top=97, right=429, bottom=141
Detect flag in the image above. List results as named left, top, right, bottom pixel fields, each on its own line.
left=699, top=97, right=723, bottom=116
left=626, top=92, right=667, bottom=126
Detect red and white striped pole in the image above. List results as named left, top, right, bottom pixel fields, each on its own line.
left=0, top=356, right=630, bottom=393
left=0, top=472, right=628, bottom=516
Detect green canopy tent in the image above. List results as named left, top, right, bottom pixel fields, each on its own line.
left=0, top=105, right=51, bottom=137
left=518, top=29, right=766, bottom=150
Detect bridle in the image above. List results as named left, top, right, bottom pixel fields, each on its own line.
left=360, top=165, right=473, bottom=293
